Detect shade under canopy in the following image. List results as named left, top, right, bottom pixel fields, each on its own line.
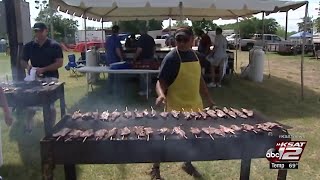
left=51, top=0, right=307, bottom=21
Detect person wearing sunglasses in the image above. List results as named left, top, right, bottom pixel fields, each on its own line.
left=154, top=27, right=214, bottom=179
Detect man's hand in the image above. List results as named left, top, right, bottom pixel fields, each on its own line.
left=156, top=95, right=166, bottom=106
left=4, top=113, right=13, bottom=127
left=36, top=67, right=46, bottom=76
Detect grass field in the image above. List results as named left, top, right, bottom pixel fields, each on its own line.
left=0, top=51, right=319, bottom=180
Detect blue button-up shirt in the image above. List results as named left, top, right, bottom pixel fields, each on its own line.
left=105, top=34, right=122, bottom=65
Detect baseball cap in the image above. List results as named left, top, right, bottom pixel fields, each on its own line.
left=175, top=27, right=194, bottom=39
left=33, top=22, right=48, bottom=31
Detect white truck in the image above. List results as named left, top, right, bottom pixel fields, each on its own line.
left=240, top=34, right=283, bottom=51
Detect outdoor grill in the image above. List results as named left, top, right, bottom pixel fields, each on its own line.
left=40, top=108, right=290, bottom=180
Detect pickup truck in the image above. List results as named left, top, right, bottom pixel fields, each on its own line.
left=240, top=34, right=283, bottom=51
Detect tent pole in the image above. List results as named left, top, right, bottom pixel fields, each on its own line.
left=179, top=2, right=183, bottom=23
left=301, top=2, right=309, bottom=100
left=285, top=11, right=288, bottom=40
left=262, top=12, right=265, bottom=49
left=84, top=14, right=87, bottom=52
left=101, top=20, right=104, bottom=42
left=235, top=17, right=239, bottom=70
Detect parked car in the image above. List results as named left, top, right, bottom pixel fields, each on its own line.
left=240, top=34, right=283, bottom=51
left=226, top=34, right=240, bottom=49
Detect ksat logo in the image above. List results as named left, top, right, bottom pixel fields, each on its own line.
left=266, top=141, right=307, bottom=162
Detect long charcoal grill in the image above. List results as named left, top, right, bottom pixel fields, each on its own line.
left=1, top=81, right=66, bottom=135
left=41, top=110, right=290, bottom=180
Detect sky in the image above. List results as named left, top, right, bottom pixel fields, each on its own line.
left=25, top=0, right=319, bottom=32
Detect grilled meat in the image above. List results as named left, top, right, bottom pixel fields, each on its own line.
left=82, top=112, right=94, bottom=120
left=230, top=125, right=242, bottom=131
left=230, top=108, right=247, bottom=119
left=72, top=111, right=82, bottom=120
left=262, top=122, right=286, bottom=132
left=190, top=127, right=201, bottom=138
left=80, top=129, right=94, bottom=138
left=223, top=107, right=237, bottom=118
left=190, top=109, right=200, bottom=120
left=105, top=128, right=117, bottom=140
left=242, top=124, right=257, bottom=133
left=201, top=127, right=215, bottom=140
left=150, top=107, right=157, bottom=118
left=134, top=126, right=146, bottom=138
left=123, top=107, right=132, bottom=119
left=100, top=111, right=110, bottom=121
left=120, top=127, right=131, bottom=139
left=159, top=112, right=169, bottom=118
left=172, top=126, right=187, bottom=139
left=158, top=127, right=169, bottom=140
left=241, top=108, right=254, bottom=117
left=65, top=129, right=83, bottom=141
left=110, top=109, right=121, bottom=121
left=256, top=124, right=272, bottom=132
left=215, top=109, right=227, bottom=118
left=52, top=128, right=71, bottom=138
left=143, top=109, right=149, bottom=116
left=171, top=110, right=180, bottom=119
left=94, top=129, right=108, bottom=140
left=92, top=110, right=99, bottom=120
left=144, top=127, right=153, bottom=141
left=182, top=109, right=191, bottom=120
left=134, top=109, right=144, bottom=118
left=206, top=109, right=217, bottom=118
left=198, top=108, right=208, bottom=119
left=219, top=125, right=235, bottom=134
left=211, top=127, right=226, bottom=137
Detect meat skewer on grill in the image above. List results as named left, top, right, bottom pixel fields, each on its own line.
left=134, top=109, right=144, bottom=118
left=255, top=123, right=272, bottom=132
left=110, top=109, right=121, bottom=121
left=241, top=124, right=258, bottom=133
left=172, top=126, right=187, bottom=139
left=80, top=129, right=94, bottom=142
left=190, top=109, right=200, bottom=120
left=219, top=125, right=235, bottom=134
left=158, top=128, right=169, bottom=140
left=144, top=127, right=153, bottom=141
left=65, top=129, right=83, bottom=142
left=198, top=108, right=208, bottom=119
left=106, top=128, right=117, bottom=140
left=159, top=111, right=169, bottom=118
left=94, top=129, right=108, bottom=141
left=241, top=108, right=254, bottom=117
left=133, top=126, right=146, bottom=139
left=171, top=110, right=180, bottom=119
left=123, top=107, right=132, bottom=119
left=143, top=109, right=149, bottom=117
left=100, top=110, right=110, bottom=121
left=92, top=109, right=99, bottom=120
left=215, top=109, right=227, bottom=118
left=181, top=108, right=191, bottom=120
left=53, top=128, right=71, bottom=141
left=223, top=107, right=237, bottom=119
left=230, top=108, right=247, bottom=119
left=206, top=109, right=217, bottom=118
left=150, top=106, right=157, bottom=118
left=81, top=112, right=94, bottom=120
left=262, top=122, right=286, bottom=132
left=120, top=127, right=131, bottom=140
left=201, top=127, right=215, bottom=140
left=190, top=127, right=201, bottom=138
left=230, top=125, right=243, bottom=131
left=211, top=127, right=226, bottom=137
left=72, top=110, right=82, bottom=120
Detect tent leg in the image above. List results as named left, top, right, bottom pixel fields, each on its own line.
left=285, top=11, right=288, bottom=40
left=301, top=2, right=309, bottom=100
left=235, top=17, right=239, bottom=71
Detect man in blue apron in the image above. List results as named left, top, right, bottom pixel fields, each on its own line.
left=154, top=27, right=214, bottom=179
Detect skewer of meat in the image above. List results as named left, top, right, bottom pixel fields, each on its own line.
left=120, top=127, right=131, bottom=140
left=211, top=127, right=226, bottom=137
left=150, top=106, right=157, bottom=118
left=80, top=129, right=94, bottom=142
left=201, top=127, right=215, bottom=140
left=256, top=123, right=272, bottom=132
left=241, top=108, right=254, bottom=117
left=262, top=122, right=286, bottom=132
left=230, top=107, right=247, bottom=119
left=65, top=129, right=83, bottom=142
left=190, top=127, right=201, bottom=138
left=215, top=109, right=227, bottom=118
left=92, top=109, right=99, bottom=120
left=143, top=109, right=149, bottom=117
left=100, top=110, right=110, bottom=121
left=190, top=109, right=200, bottom=120
left=181, top=108, right=191, bottom=120
left=133, top=126, right=146, bottom=139
left=144, top=127, right=153, bottom=141
left=106, top=128, right=117, bottom=140
left=223, top=107, right=237, bottom=119
left=206, top=109, right=217, bottom=118
left=219, top=125, right=235, bottom=134
left=241, top=124, right=258, bottom=133
left=110, top=109, right=121, bottom=121
left=171, top=110, right=180, bottom=119
left=198, top=108, right=208, bottom=119
left=123, top=107, right=132, bottom=119
left=158, top=128, right=169, bottom=140
left=72, top=110, right=82, bottom=120
left=159, top=111, right=169, bottom=118
left=172, top=126, right=187, bottom=139
left=82, top=112, right=94, bottom=120
left=230, top=125, right=243, bottom=131
left=53, top=128, right=71, bottom=141
left=94, top=129, right=108, bottom=141
left=134, top=109, right=144, bottom=118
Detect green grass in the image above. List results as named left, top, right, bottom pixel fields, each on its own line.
left=0, top=51, right=320, bottom=180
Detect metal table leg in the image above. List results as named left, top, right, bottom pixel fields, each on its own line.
left=240, top=158, right=251, bottom=180
left=43, top=103, right=53, bottom=136
left=277, top=170, right=288, bottom=180
left=64, top=164, right=77, bottom=180
left=60, top=85, right=66, bottom=118
left=146, top=73, right=149, bottom=100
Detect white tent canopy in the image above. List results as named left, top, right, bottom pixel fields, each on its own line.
left=51, top=0, right=307, bottom=21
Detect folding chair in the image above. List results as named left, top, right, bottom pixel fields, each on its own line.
left=65, top=54, right=79, bottom=79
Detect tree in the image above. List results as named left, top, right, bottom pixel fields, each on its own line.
left=35, top=8, right=78, bottom=43
left=118, top=19, right=162, bottom=33
left=276, top=26, right=296, bottom=39
left=173, top=21, right=189, bottom=27
left=192, top=19, right=218, bottom=32
left=297, top=16, right=313, bottom=33
left=314, top=17, right=320, bottom=33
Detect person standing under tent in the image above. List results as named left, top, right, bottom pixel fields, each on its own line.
left=207, top=27, right=228, bottom=88
left=154, top=27, right=214, bottom=180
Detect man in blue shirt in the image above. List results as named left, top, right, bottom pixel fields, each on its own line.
left=105, top=25, right=124, bottom=65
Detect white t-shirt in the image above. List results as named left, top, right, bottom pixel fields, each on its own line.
left=213, top=34, right=228, bottom=59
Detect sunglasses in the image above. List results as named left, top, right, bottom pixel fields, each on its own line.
left=176, top=36, right=190, bottom=43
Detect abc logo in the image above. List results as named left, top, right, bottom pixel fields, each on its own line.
left=265, top=148, right=280, bottom=162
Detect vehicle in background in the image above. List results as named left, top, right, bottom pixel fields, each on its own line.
left=240, top=34, right=283, bottom=51
left=226, top=34, right=240, bottom=49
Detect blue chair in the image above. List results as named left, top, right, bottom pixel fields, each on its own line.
left=65, top=54, right=79, bottom=78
